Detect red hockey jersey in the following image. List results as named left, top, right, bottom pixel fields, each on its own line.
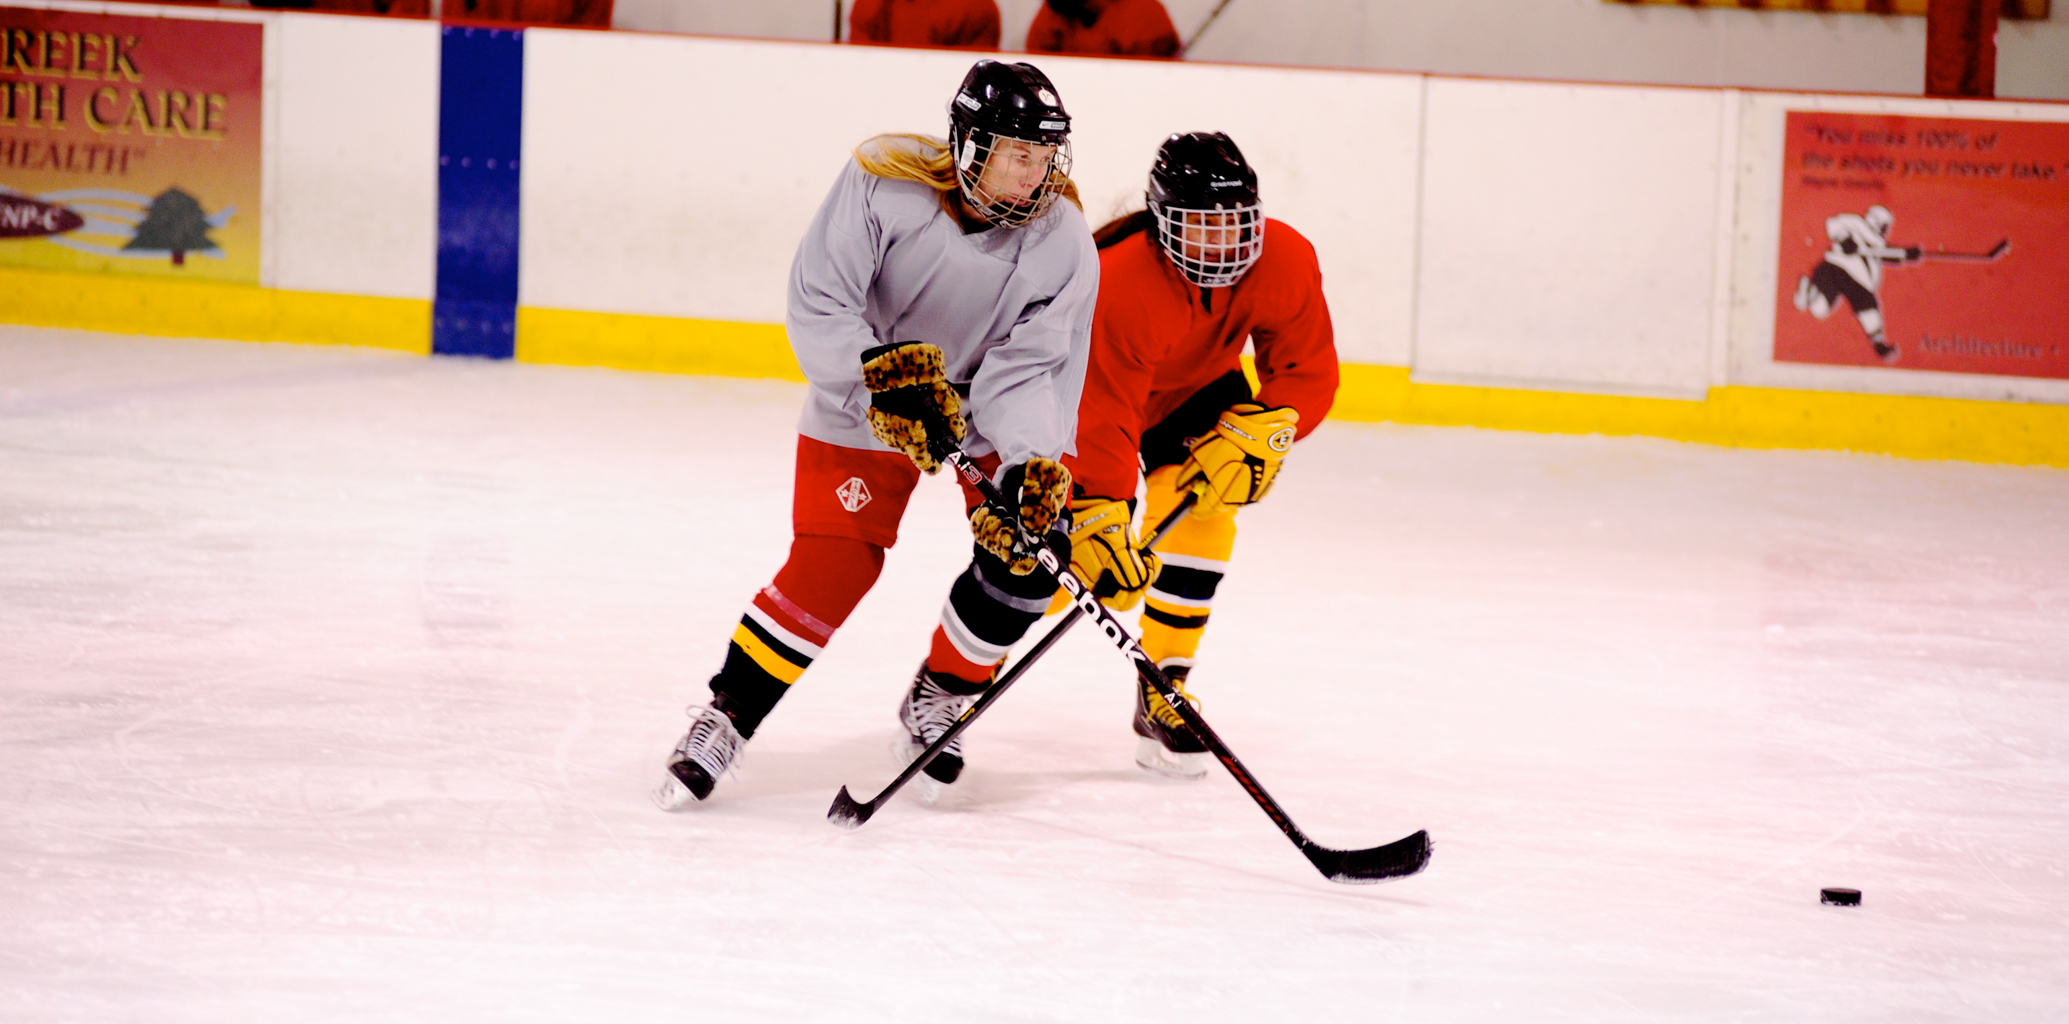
left=1068, top=218, right=1338, bottom=501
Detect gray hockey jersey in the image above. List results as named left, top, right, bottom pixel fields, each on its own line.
left=786, top=140, right=1098, bottom=474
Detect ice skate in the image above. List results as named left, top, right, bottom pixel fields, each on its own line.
left=1133, top=664, right=1211, bottom=780
left=898, top=665, right=984, bottom=793
left=654, top=702, right=744, bottom=810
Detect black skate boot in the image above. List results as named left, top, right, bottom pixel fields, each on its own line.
left=898, top=665, right=986, bottom=786
left=1133, top=663, right=1210, bottom=779
left=654, top=701, right=745, bottom=810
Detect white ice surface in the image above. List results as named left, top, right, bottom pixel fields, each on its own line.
left=2, top=326, right=2066, bottom=1022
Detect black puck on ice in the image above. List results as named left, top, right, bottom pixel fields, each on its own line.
left=1820, top=887, right=1862, bottom=907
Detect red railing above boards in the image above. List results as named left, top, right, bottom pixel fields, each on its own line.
left=1604, top=0, right=2046, bottom=18
left=149, top=0, right=612, bottom=28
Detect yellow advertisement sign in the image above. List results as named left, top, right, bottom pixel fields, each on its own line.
left=0, top=8, right=263, bottom=284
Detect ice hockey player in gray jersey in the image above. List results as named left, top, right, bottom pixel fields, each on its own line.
left=656, top=60, right=1098, bottom=810
left=1793, top=204, right=1923, bottom=363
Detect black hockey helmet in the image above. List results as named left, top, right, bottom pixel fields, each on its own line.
left=948, top=60, right=1073, bottom=228
left=1149, top=132, right=1258, bottom=211
left=1146, top=132, right=1265, bottom=287
left=950, top=60, right=1072, bottom=148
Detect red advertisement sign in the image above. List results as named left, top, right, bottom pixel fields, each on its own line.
left=0, top=8, right=263, bottom=283
left=1774, top=111, right=2069, bottom=379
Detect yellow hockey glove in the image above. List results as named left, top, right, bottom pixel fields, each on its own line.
left=970, top=457, right=1071, bottom=575
left=1174, top=403, right=1299, bottom=518
left=1067, top=497, right=1161, bottom=610
left=861, top=341, right=965, bottom=474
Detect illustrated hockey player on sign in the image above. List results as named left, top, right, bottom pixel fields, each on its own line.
left=654, top=61, right=1098, bottom=809
left=1064, top=132, right=1338, bottom=779
left=1792, top=204, right=1924, bottom=363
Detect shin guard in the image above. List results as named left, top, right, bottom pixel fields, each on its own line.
left=1138, top=466, right=1238, bottom=669
left=707, top=535, right=883, bottom=737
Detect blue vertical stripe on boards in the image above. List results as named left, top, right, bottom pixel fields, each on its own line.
left=434, top=26, right=524, bottom=359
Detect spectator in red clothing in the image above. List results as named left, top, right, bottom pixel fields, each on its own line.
left=1025, top=0, right=1179, bottom=58
left=849, top=0, right=1002, bottom=51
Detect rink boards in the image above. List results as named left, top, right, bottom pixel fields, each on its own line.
left=1, top=0, right=2067, bottom=465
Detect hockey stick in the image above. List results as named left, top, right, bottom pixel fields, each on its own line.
left=826, top=492, right=1195, bottom=830
left=945, top=446, right=1427, bottom=883
left=1918, top=238, right=2010, bottom=262
left=835, top=424, right=1431, bottom=883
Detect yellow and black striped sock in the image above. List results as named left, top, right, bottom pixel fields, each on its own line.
left=708, top=586, right=831, bottom=738
left=1139, top=466, right=1238, bottom=668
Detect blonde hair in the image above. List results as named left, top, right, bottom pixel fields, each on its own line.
left=854, top=133, right=1081, bottom=217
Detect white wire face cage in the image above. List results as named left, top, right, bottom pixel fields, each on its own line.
left=1152, top=203, right=1265, bottom=288
left=956, top=131, right=1072, bottom=229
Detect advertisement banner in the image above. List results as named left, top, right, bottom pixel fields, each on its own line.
left=0, top=8, right=262, bottom=284
left=1774, top=110, right=2069, bottom=380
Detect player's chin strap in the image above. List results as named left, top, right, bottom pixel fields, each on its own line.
left=828, top=413, right=1432, bottom=885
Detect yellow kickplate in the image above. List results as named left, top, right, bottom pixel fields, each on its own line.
left=1331, top=364, right=2069, bottom=468
left=516, top=306, right=801, bottom=381
left=0, top=266, right=430, bottom=353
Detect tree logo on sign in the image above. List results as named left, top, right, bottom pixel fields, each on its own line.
left=123, top=188, right=219, bottom=266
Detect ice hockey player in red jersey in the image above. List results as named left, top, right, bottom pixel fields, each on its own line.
left=1066, top=132, right=1337, bottom=779
left=654, top=61, right=1098, bottom=809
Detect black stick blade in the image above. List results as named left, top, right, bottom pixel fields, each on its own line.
left=1303, top=830, right=1432, bottom=884
left=827, top=786, right=879, bottom=830
left=1925, top=239, right=2012, bottom=261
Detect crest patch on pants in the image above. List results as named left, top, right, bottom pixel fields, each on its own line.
left=835, top=476, right=872, bottom=512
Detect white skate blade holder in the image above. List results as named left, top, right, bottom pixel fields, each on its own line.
left=893, top=736, right=947, bottom=805
left=652, top=771, right=697, bottom=812
left=1135, top=736, right=1210, bottom=780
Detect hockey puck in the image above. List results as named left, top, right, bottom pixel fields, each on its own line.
left=1820, top=887, right=1861, bottom=907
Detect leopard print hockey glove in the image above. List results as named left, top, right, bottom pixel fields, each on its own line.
left=861, top=341, right=965, bottom=474
left=970, top=458, right=1071, bottom=575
